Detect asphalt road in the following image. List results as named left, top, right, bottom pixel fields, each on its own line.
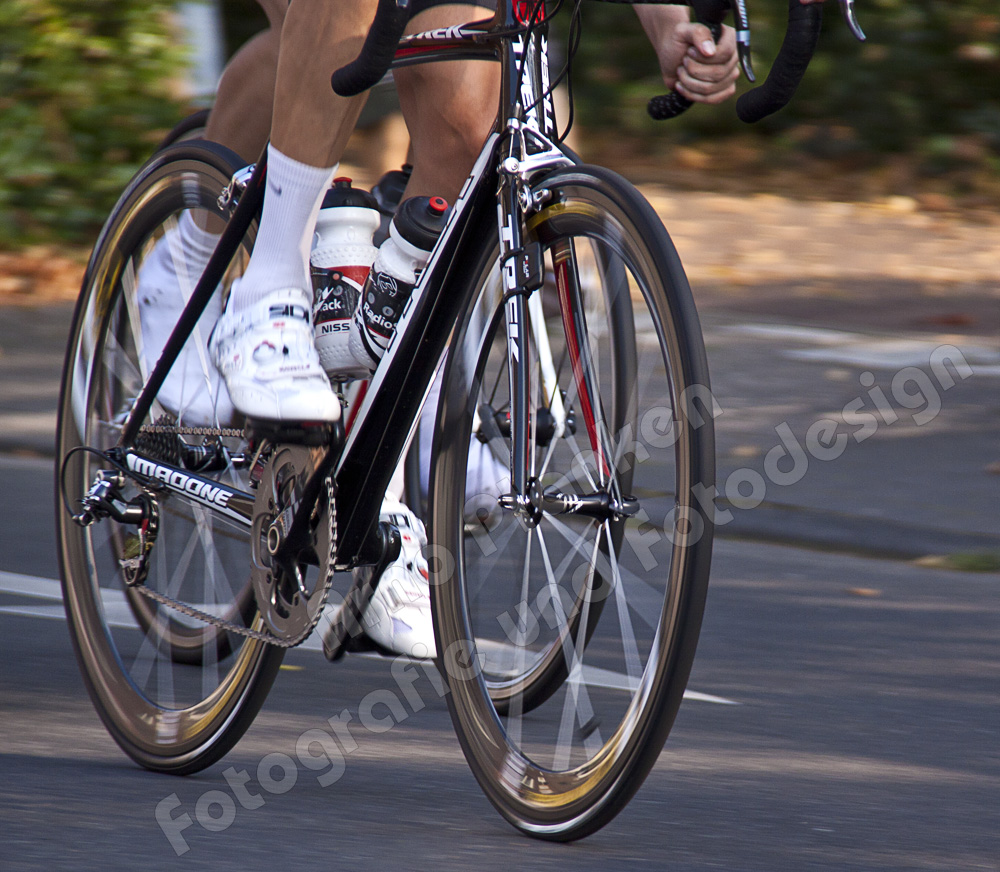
left=1, top=455, right=996, bottom=871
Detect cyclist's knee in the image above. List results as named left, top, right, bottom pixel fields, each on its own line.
left=399, top=63, right=499, bottom=167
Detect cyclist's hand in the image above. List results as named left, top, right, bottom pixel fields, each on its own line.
left=668, top=22, right=739, bottom=105
left=637, top=7, right=740, bottom=107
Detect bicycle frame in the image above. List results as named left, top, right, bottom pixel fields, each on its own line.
left=115, top=0, right=575, bottom=566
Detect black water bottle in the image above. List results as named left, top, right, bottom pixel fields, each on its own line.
left=349, top=195, right=450, bottom=371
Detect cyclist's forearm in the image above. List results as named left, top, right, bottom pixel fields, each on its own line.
left=633, top=3, right=690, bottom=49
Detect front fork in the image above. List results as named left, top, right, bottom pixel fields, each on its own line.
left=496, top=122, right=631, bottom=522
left=497, top=122, right=556, bottom=516
left=498, top=195, right=533, bottom=508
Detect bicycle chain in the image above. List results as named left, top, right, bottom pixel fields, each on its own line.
left=131, top=473, right=337, bottom=648
left=137, top=423, right=246, bottom=439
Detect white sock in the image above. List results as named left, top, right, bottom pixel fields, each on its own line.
left=154, top=210, right=220, bottom=290
left=178, top=210, right=220, bottom=261
left=233, top=144, right=336, bottom=311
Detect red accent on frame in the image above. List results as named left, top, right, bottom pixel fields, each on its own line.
left=393, top=41, right=467, bottom=60
left=345, top=380, right=368, bottom=435
left=555, top=259, right=610, bottom=481
left=514, top=0, right=545, bottom=25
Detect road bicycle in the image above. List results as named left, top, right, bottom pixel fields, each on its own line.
left=56, top=0, right=863, bottom=841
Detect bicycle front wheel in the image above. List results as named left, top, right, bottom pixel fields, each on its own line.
left=429, top=165, right=715, bottom=839
left=55, top=141, right=282, bottom=774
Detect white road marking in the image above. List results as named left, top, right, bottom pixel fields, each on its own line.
left=723, top=324, right=866, bottom=345
left=0, top=570, right=738, bottom=705
left=722, top=322, right=1000, bottom=374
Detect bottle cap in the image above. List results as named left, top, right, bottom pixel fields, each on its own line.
left=321, top=177, right=379, bottom=211
left=393, top=196, right=451, bottom=251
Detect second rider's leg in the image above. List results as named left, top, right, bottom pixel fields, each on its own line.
left=393, top=5, right=499, bottom=202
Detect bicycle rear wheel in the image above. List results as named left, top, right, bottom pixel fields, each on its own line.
left=429, top=165, right=715, bottom=839
left=55, top=141, right=281, bottom=774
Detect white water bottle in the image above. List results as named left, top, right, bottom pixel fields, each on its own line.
left=311, top=177, right=380, bottom=380
left=349, top=195, right=449, bottom=371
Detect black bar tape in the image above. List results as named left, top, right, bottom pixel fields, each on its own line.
left=736, top=0, right=822, bottom=123
left=331, top=0, right=411, bottom=97
left=648, top=91, right=695, bottom=121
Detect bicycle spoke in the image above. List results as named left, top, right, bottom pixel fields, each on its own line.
left=128, top=517, right=202, bottom=690
left=503, top=526, right=537, bottom=750
left=120, top=258, right=147, bottom=381
left=100, top=318, right=144, bottom=406
left=193, top=505, right=222, bottom=697
left=603, top=520, right=643, bottom=688
left=545, top=511, right=665, bottom=634
left=547, top=528, right=602, bottom=770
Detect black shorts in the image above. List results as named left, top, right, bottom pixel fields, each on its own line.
left=284, top=0, right=496, bottom=15
left=408, top=0, right=496, bottom=14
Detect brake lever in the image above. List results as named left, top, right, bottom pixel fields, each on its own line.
left=732, top=0, right=755, bottom=83
left=838, top=0, right=866, bottom=42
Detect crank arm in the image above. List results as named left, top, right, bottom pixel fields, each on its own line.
left=321, top=522, right=401, bottom=661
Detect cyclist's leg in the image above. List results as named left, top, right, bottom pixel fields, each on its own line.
left=393, top=8, right=506, bottom=508
left=138, top=1, right=286, bottom=425
left=211, top=0, right=377, bottom=423
left=203, top=2, right=285, bottom=162
left=394, top=3, right=500, bottom=202
left=386, top=5, right=506, bottom=509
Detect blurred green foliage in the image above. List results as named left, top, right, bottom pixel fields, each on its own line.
left=568, top=0, right=1000, bottom=161
left=0, top=0, right=187, bottom=246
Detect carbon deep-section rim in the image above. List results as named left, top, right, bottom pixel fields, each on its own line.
left=55, top=141, right=283, bottom=774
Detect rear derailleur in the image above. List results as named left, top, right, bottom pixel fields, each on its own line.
left=71, top=468, right=159, bottom=586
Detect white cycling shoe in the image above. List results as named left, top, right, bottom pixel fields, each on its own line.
left=361, top=497, right=436, bottom=659
left=137, top=228, right=235, bottom=426
left=209, top=289, right=340, bottom=423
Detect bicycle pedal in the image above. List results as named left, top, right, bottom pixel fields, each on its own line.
left=245, top=417, right=333, bottom=446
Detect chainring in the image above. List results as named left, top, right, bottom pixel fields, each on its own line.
left=251, top=444, right=334, bottom=642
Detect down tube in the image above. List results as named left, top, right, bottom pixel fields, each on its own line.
left=333, top=147, right=502, bottom=563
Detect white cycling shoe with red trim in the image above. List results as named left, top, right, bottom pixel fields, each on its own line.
left=361, top=497, right=436, bottom=659
left=209, top=289, right=340, bottom=423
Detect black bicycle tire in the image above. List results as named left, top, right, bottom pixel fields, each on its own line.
left=156, top=108, right=211, bottom=151
left=429, top=164, right=715, bottom=840
left=56, top=140, right=283, bottom=775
